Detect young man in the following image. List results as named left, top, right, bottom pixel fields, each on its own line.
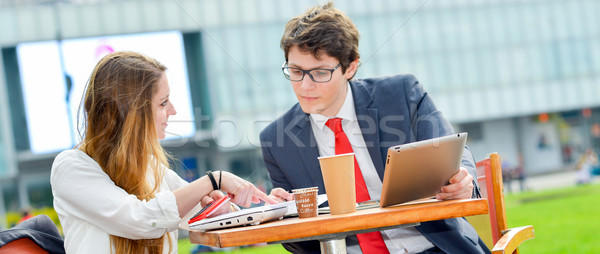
left=261, top=3, right=490, bottom=254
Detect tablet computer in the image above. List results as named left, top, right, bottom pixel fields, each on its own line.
left=379, top=132, right=467, bottom=207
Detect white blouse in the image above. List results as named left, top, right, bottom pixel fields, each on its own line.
left=51, top=149, right=188, bottom=253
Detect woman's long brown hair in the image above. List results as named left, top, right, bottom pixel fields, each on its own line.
left=79, top=51, right=172, bottom=254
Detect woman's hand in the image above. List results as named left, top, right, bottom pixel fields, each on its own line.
left=200, top=190, right=230, bottom=218
left=219, top=171, right=277, bottom=207
left=200, top=190, right=226, bottom=206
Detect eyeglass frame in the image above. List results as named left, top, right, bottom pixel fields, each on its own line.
left=281, top=62, right=342, bottom=83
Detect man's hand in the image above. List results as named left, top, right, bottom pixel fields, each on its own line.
left=268, top=187, right=294, bottom=203
left=436, top=167, right=473, bottom=200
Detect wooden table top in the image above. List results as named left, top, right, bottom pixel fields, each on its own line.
left=189, top=198, right=488, bottom=248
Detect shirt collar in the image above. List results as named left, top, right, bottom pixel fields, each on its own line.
left=310, top=84, right=357, bottom=130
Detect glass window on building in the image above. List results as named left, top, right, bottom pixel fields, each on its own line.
left=215, top=76, right=233, bottom=113
left=224, top=28, right=246, bottom=64
left=1, top=181, right=18, bottom=212
left=0, top=130, right=5, bottom=178
left=204, top=30, right=227, bottom=74
left=232, top=75, right=251, bottom=113
left=460, top=122, right=484, bottom=142
left=27, top=180, right=53, bottom=209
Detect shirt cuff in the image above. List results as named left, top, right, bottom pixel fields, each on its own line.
left=149, top=191, right=181, bottom=231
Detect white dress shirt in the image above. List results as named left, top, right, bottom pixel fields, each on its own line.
left=310, top=84, right=435, bottom=254
left=51, top=149, right=188, bottom=253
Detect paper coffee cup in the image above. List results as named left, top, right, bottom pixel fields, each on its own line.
left=318, top=153, right=357, bottom=215
left=292, top=187, right=318, bottom=218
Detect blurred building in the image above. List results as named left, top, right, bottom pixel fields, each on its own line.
left=0, top=0, right=598, bottom=228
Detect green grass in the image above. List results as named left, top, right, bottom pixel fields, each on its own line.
left=178, top=238, right=288, bottom=254
left=504, top=183, right=600, bottom=253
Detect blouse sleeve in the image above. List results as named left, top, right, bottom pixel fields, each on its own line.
left=164, top=168, right=189, bottom=191
left=51, top=150, right=181, bottom=240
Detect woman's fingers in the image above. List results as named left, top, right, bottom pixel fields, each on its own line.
left=218, top=171, right=278, bottom=207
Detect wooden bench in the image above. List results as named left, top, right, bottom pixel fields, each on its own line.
left=467, top=153, right=535, bottom=254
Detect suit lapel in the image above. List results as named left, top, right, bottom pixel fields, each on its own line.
left=290, top=110, right=326, bottom=190
left=287, top=80, right=386, bottom=189
left=351, top=81, right=385, bottom=181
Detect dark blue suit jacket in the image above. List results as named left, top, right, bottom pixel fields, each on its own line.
left=260, top=74, right=490, bottom=254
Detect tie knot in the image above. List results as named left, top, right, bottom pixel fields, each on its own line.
left=325, top=118, right=344, bottom=134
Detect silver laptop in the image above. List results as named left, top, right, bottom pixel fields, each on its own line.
left=185, top=203, right=288, bottom=231
left=379, top=133, right=467, bottom=207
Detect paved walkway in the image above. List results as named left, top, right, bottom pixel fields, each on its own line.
left=503, top=169, right=600, bottom=194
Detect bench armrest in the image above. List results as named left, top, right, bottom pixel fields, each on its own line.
left=491, top=225, right=535, bottom=254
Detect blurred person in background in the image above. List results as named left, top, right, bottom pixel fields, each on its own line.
left=576, top=148, right=598, bottom=185
left=512, top=153, right=527, bottom=192
left=261, top=2, right=489, bottom=254
left=17, top=207, right=33, bottom=224
left=501, top=153, right=527, bottom=193
left=51, top=51, right=275, bottom=254
left=501, top=159, right=514, bottom=193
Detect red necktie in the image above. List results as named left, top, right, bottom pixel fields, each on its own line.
left=325, top=118, right=390, bottom=254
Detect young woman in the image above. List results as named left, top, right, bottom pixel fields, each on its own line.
left=51, top=51, right=274, bottom=253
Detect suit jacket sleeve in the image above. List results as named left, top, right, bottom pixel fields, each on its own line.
left=260, top=138, right=293, bottom=191
left=403, top=75, right=479, bottom=198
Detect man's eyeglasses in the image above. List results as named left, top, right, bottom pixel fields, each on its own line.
left=282, top=62, right=342, bottom=83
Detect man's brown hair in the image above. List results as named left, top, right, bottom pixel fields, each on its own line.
left=281, top=2, right=360, bottom=76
